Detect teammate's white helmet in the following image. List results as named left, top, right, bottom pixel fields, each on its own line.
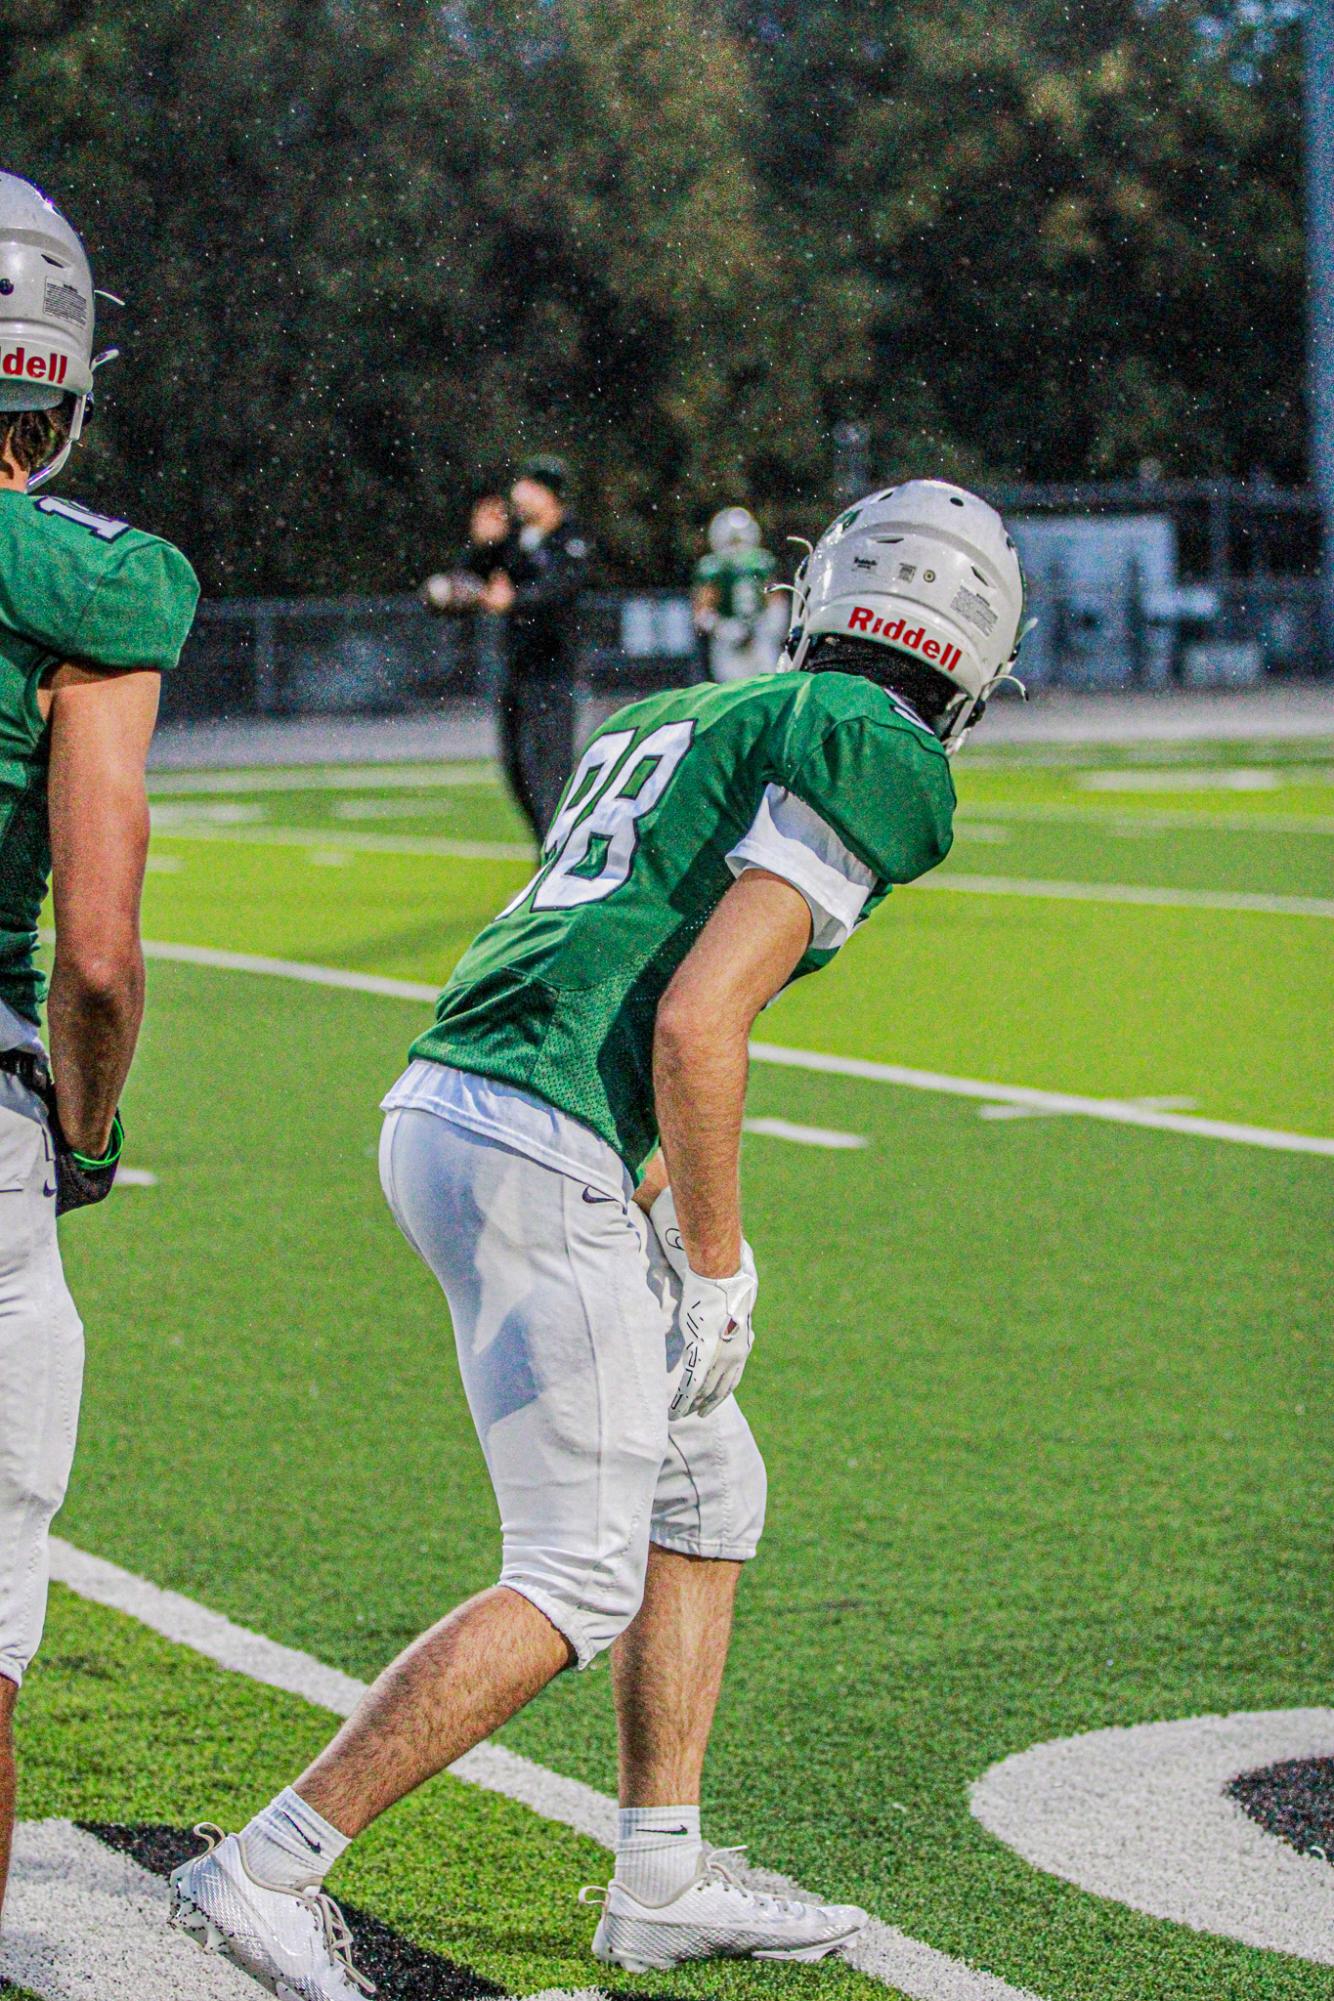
left=708, top=506, right=761, bottom=554
left=0, top=174, right=108, bottom=487
left=784, top=480, right=1027, bottom=750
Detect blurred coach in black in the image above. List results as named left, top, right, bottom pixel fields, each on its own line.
left=478, top=457, right=590, bottom=843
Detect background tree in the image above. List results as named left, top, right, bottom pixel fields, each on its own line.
left=0, top=0, right=1309, bottom=592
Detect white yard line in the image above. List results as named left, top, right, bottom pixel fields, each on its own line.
left=748, top=1041, right=1334, bottom=1158
left=149, top=762, right=499, bottom=795
left=957, top=801, right=1334, bottom=836
left=918, top=873, right=1334, bottom=920
left=129, top=939, right=1334, bottom=1160
left=49, top=1538, right=1042, bottom=2001
left=151, top=820, right=1334, bottom=914
left=152, top=822, right=533, bottom=862
left=743, top=1117, right=867, bottom=1149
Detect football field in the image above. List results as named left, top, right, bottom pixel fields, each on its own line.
left=11, top=732, right=1334, bottom=2001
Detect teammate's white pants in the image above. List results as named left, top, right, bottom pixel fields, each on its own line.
left=379, top=1108, right=766, bottom=1667
left=0, top=1074, right=83, bottom=1688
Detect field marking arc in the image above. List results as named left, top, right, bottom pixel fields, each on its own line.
left=152, top=820, right=1334, bottom=914
left=971, top=1711, right=1334, bottom=1965
left=49, top=1538, right=1042, bottom=2001
left=134, top=939, right=1334, bottom=1159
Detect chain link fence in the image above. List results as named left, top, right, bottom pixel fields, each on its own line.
left=163, top=576, right=1325, bottom=727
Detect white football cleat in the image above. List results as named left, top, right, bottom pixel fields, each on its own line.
left=169, top=1824, right=374, bottom=1999
left=582, top=1845, right=868, bottom=1971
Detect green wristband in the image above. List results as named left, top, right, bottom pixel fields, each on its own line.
left=71, top=1110, right=124, bottom=1172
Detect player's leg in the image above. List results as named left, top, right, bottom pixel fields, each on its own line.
left=590, top=1290, right=866, bottom=1971
left=497, top=672, right=542, bottom=842
left=0, top=1674, right=14, bottom=1903
left=0, top=1076, right=85, bottom=1916
left=292, top=1582, right=569, bottom=1833
left=173, top=1106, right=668, bottom=1994
left=612, top=1545, right=741, bottom=1807
left=525, top=677, right=577, bottom=839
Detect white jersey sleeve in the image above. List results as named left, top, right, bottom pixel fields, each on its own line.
left=725, top=784, right=875, bottom=952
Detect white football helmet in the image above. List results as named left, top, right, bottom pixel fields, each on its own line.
left=0, top=173, right=115, bottom=486
left=784, top=480, right=1028, bottom=750
left=708, top=506, right=761, bottom=555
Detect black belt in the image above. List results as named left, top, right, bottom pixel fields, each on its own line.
left=0, top=1048, right=50, bottom=1096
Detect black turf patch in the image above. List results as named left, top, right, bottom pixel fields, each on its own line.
left=1227, top=1756, right=1334, bottom=1863
left=80, top=1821, right=691, bottom=2000
left=83, top=1822, right=507, bottom=1997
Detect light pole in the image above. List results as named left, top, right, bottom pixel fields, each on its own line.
left=1306, top=0, right=1334, bottom=673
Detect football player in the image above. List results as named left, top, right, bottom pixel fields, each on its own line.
left=172, top=481, right=1024, bottom=1997
left=0, top=174, right=198, bottom=1913
left=691, top=505, right=784, bottom=682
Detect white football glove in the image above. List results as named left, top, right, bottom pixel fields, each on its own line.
left=649, top=1188, right=757, bottom=1422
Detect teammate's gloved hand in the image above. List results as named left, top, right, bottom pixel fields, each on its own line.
left=650, top=1188, right=758, bottom=1422
left=52, top=1109, right=124, bottom=1215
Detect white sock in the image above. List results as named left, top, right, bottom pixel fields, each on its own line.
left=240, top=1787, right=350, bottom=1891
left=615, top=1804, right=702, bottom=1905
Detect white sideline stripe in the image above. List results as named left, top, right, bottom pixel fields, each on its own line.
left=961, top=800, right=1334, bottom=836
left=49, top=1539, right=1042, bottom=2001
left=743, top=1117, right=867, bottom=1149
left=115, top=1167, right=158, bottom=1188
left=131, top=939, right=1334, bottom=1160
left=918, top=872, right=1334, bottom=920
left=155, top=822, right=532, bottom=862
left=971, top=1710, right=1334, bottom=1965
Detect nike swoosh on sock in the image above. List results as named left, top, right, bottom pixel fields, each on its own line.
left=276, top=1810, right=322, bottom=1853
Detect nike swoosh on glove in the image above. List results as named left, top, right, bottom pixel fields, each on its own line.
left=650, top=1188, right=758, bottom=1421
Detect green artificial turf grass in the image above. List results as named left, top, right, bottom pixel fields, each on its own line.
left=137, top=828, right=1334, bottom=1134
left=20, top=1592, right=895, bottom=2001
left=943, top=814, right=1334, bottom=899
left=52, top=960, right=1334, bottom=2001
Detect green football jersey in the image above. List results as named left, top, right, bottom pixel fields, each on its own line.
left=0, top=489, right=199, bottom=1022
left=693, top=546, right=777, bottom=625
left=410, top=671, right=956, bottom=1177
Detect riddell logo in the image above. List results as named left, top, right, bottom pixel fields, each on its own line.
left=0, top=346, right=68, bottom=386
left=848, top=606, right=962, bottom=673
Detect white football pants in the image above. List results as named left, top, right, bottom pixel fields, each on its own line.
left=0, top=1073, right=83, bottom=1688
left=379, top=1107, right=766, bottom=1666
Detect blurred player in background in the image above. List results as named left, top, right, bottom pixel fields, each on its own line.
left=0, top=174, right=198, bottom=1914
left=172, top=481, right=1026, bottom=1997
left=691, top=506, right=784, bottom=682
left=425, top=460, right=590, bottom=844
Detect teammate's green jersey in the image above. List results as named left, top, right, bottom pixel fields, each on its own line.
left=0, top=490, right=199, bottom=1022
left=692, top=546, right=776, bottom=626
left=411, top=671, right=956, bottom=1176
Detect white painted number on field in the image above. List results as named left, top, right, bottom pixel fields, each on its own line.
left=972, top=1710, right=1334, bottom=1966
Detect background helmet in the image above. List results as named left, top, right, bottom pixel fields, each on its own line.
left=0, top=174, right=105, bottom=486
left=708, top=506, right=761, bottom=554
left=784, top=480, right=1027, bottom=750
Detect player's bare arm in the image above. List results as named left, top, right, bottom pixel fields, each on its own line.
left=43, top=663, right=160, bottom=1157
left=653, top=868, right=812, bottom=1276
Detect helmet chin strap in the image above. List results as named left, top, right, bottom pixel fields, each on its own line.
left=28, top=345, right=119, bottom=491
left=943, top=667, right=1028, bottom=756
